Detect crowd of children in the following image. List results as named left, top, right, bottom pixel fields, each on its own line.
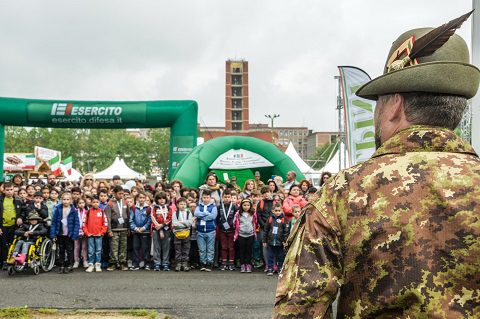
left=0, top=172, right=322, bottom=276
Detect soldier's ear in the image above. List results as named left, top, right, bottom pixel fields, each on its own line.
left=385, top=93, right=405, bottom=124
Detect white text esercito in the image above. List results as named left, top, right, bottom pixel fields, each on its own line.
left=71, top=106, right=122, bottom=116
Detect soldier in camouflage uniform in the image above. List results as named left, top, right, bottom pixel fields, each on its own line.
left=274, top=15, right=480, bottom=319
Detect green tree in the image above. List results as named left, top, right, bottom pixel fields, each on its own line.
left=4, top=127, right=171, bottom=176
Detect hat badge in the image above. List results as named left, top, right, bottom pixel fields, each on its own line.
left=386, top=10, right=474, bottom=74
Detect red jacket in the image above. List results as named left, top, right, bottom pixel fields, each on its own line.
left=151, top=204, right=173, bottom=231
left=82, top=207, right=108, bottom=236
left=282, top=195, right=307, bottom=220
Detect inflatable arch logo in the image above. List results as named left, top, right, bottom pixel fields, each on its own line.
left=0, top=97, right=198, bottom=181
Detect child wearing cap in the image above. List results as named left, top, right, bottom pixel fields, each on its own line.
left=233, top=198, right=258, bottom=273
left=11, top=212, right=47, bottom=265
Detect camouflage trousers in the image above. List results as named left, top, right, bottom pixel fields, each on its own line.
left=109, top=230, right=128, bottom=265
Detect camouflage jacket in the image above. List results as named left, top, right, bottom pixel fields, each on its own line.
left=274, top=125, right=480, bottom=319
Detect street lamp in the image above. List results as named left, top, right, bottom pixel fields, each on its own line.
left=265, top=114, right=280, bottom=144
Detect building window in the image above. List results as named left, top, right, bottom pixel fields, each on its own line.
left=232, top=75, right=242, bottom=85
left=232, top=99, right=242, bottom=109
left=232, top=67, right=241, bottom=73
left=232, top=111, right=242, bottom=121
left=232, top=122, right=242, bottom=131
left=232, top=87, right=242, bottom=96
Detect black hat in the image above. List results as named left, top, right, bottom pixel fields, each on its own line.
left=112, top=175, right=121, bottom=180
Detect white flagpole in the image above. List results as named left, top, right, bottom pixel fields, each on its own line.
left=471, top=0, right=480, bottom=151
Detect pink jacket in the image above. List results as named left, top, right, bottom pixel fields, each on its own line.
left=282, top=195, right=307, bottom=220
left=233, top=211, right=258, bottom=241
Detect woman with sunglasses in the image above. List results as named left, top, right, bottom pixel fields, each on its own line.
left=80, top=173, right=95, bottom=193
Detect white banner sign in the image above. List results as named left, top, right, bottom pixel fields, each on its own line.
left=210, top=149, right=273, bottom=169
left=338, top=66, right=376, bottom=165
left=3, top=153, right=36, bottom=171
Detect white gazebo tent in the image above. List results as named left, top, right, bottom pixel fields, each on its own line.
left=284, top=142, right=321, bottom=178
left=61, top=165, right=83, bottom=182
left=322, top=141, right=347, bottom=174
left=94, top=157, right=145, bottom=180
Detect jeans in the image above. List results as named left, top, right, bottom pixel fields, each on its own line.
left=267, top=245, right=285, bottom=269
left=197, top=231, right=215, bottom=264
left=14, top=240, right=33, bottom=255
left=88, top=236, right=103, bottom=264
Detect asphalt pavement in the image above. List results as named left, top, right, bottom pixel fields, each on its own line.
left=0, top=268, right=277, bottom=319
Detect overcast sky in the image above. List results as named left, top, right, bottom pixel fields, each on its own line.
left=0, top=1, right=474, bottom=132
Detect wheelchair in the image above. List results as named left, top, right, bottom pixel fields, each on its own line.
left=6, top=236, right=56, bottom=276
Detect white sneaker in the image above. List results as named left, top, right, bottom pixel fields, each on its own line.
left=95, top=263, right=102, bottom=272
left=83, top=261, right=89, bottom=268
left=73, top=262, right=79, bottom=269
left=85, top=264, right=94, bottom=273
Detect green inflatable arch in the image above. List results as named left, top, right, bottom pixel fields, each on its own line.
left=0, top=97, right=198, bottom=180
left=171, top=136, right=305, bottom=188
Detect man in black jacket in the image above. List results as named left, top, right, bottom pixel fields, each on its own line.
left=0, top=182, right=23, bottom=269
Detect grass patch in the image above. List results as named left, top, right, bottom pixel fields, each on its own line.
left=37, top=308, right=58, bottom=314
left=123, top=309, right=158, bottom=319
left=0, top=307, right=30, bottom=319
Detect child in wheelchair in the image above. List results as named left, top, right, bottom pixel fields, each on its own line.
left=11, top=212, right=47, bottom=265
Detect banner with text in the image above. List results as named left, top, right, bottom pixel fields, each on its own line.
left=338, top=66, right=376, bottom=166
left=210, top=149, right=274, bottom=170
left=27, top=102, right=147, bottom=126
left=3, top=153, right=36, bottom=171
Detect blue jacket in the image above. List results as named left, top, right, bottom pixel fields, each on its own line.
left=194, top=201, right=217, bottom=233
left=50, top=203, right=80, bottom=240
left=129, top=204, right=151, bottom=233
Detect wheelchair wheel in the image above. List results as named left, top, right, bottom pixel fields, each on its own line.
left=33, top=264, right=40, bottom=275
left=7, top=266, right=15, bottom=276
left=14, top=263, right=24, bottom=272
left=40, top=239, right=55, bottom=272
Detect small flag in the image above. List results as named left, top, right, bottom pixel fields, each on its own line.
left=48, top=154, right=61, bottom=177
left=62, top=156, right=73, bottom=176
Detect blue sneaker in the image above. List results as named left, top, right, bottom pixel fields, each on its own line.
left=154, top=265, right=160, bottom=271
left=163, top=265, right=170, bottom=271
